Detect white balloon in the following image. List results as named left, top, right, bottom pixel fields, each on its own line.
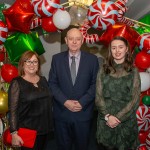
left=53, top=9, right=71, bottom=30
left=140, top=72, right=150, bottom=92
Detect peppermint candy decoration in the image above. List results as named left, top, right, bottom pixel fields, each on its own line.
left=87, top=0, right=118, bottom=30
left=0, top=20, right=8, bottom=45
left=137, top=33, right=150, bottom=54
left=31, top=0, right=62, bottom=17
left=136, top=105, right=150, bottom=131
left=79, top=22, right=99, bottom=44
left=30, top=17, right=42, bottom=29
left=146, top=132, right=150, bottom=150
left=117, top=7, right=134, bottom=26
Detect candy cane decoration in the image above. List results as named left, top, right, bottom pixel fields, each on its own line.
left=117, top=7, right=127, bottom=20
left=87, top=0, right=118, bottom=30
left=30, top=17, right=42, bottom=29
left=136, top=105, right=150, bottom=131
left=0, top=20, right=8, bottom=45
left=31, top=0, right=62, bottom=17
left=79, top=22, right=99, bottom=44
left=114, top=0, right=128, bottom=10
left=146, top=132, right=150, bottom=150
left=117, top=7, right=134, bottom=26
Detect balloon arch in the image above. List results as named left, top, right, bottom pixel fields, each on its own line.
left=0, top=0, right=149, bottom=149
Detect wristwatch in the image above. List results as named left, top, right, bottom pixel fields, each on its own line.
left=105, top=114, right=111, bottom=121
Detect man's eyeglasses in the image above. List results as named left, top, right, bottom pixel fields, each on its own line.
left=25, top=60, right=38, bottom=66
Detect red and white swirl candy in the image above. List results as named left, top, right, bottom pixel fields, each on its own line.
left=137, top=33, right=150, bottom=54
left=136, top=105, right=150, bottom=131
left=146, top=132, right=150, bottom=150
left=30, top=17, right=42, bottom=29
left=117, top=7, right=134, bottom=26
left=87, top=0, right=118, bottom=30
left=79, top=22, right=99, bottom=44
left=0, top=20, right=8, bottom=45
left=31, top=0, right=62, bottom=17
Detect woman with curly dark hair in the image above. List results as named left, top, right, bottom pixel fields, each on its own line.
left=96, top=36, right=141, bottom=150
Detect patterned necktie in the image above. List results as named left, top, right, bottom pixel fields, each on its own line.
left=70, top=56, right=76, bottom=85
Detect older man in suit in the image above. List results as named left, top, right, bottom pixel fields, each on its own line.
left=48, top=28, right=99, bottom=150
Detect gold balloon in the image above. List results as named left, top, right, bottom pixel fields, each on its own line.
left=0, top=91, right=8, bottom=114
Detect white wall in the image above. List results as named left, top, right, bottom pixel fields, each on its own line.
left=39, top=32, right=61, bottom=79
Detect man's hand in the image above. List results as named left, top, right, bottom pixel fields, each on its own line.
left=64, top=100, right=82, bottom=112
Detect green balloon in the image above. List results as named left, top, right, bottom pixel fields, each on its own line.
left=142, top=95, right=150, bottom=106
left=140, top=14, right=150, bottom=25
left=134, top=47, right=141, bottom=54
left=4, top=32, right=45, bottom=63
left=133, top=14, right=150, bottom=34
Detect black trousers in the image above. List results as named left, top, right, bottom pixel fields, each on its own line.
left=54, top=119, right=91, bottom=150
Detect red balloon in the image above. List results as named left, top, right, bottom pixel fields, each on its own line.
left=2, top=0, right=34, bottom=33
left=42, top=17, right=57, bottom=32
left=145, top=88, right=150, bottom=95
left=138, top=130, right=149, bottom=144
left=135, top=52, right=150, bottom=69
left=138, top=145, right=147, bottom=150
left=1, top=64, right=18, bottom=83
left=99, top=22, right=140, bottom=51
left=0, top=52, right=5, bottom=62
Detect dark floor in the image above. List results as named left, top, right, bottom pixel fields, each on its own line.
left=45, top=111, right=100, bottom=150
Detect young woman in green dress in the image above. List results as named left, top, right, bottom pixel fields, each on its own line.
left=95, top=36, right=141, bottom=150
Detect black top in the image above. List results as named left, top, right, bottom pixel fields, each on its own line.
left=8, top=76, right=53, bottom=135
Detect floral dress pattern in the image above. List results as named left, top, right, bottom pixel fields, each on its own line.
left=95, top=63, right=141, bottom=150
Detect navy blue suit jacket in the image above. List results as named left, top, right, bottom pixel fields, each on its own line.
left=48, top=50, right=99, bottom=121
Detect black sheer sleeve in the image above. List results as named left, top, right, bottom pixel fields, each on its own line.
left=95, top=67, right=108, bottom=118
left=8, top=79, right=20, bottom=133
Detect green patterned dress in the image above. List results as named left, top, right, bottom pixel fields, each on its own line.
left=95, top=63, right=141, bottom=150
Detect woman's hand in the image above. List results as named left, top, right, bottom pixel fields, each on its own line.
left=106, top=115, right=121, bottom=128
left=11, top=133, right=24, bottom=147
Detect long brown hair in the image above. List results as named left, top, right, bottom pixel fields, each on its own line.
left=104, top=36, right=133, bottom=74
left=18, top=51, right=41, bottom=76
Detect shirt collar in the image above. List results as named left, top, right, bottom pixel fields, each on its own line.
left=69, top=51, right=81, bottom=59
